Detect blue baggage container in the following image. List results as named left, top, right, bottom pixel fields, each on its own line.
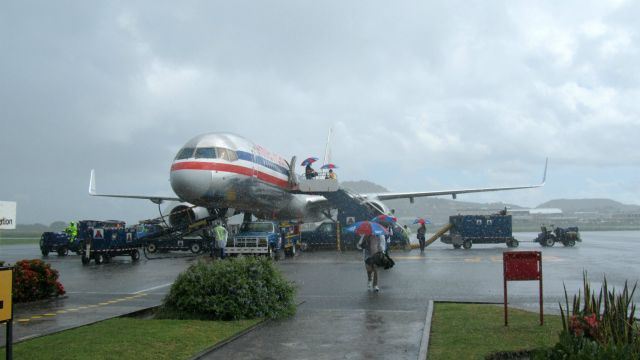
left=440, top=214, right=518, bottom=249
left=78, top=220, right=141, bottom=265
left=40, top=232, right=78, bottom=256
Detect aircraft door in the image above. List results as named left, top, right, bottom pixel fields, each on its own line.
left=251, top=148, right=258, bottom=181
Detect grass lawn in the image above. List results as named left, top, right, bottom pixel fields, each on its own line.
left=428, top=303, right=562, bottom=360
left=0, top=237, right=40, bottom=246
left=0, top=317, right=261, bottom=360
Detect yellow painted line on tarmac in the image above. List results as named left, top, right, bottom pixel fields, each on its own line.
left=17, top=319, right=30, bottom=323
left=68, top=308, right=79, bottom=312
left=107, top=301, right=118, bottom=304
left=57, top=310, right=67, bottom=314
left=43, top=313, right=56, bottom=317
left=31, top=316, right=43, bottom=319
left=98, top=302, right=110, bottom=305
left=490, top=256, right=502, bottom=263
left=88, top=305, right=98, bottom=308
left=77, top=306, right=88, bottom=310
left=464, top=257, right=482, bottom=263
left=117, top=298, right=128, bottom=301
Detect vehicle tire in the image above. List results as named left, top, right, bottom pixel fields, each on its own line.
left=190, top=242, right=202, bottom=254
left=544, top=237, right=555, bottom=247
left=291, top=244, right=297, bottom=257
left=81, top=255, right=90, bottom=265
left=565, top=240, right=576, bottom=247
left=147, top=243, right=157, bottom=253
left=131, top=249, right=140, bottom=261
left=453, top=244, right=461, bottom=249
left=95, top=253, right=104, bottom=264
left=41, top=248, right=49, bottom=256
left=57, top=247, right=69, bottom=256
left=462, top=240, right=472, bottom=249
left=507, top=239, right=519, bottom=248
left=103, top=254, right=111, bottom=263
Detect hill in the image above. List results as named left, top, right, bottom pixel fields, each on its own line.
left=537, top=198, right=640, bottom=214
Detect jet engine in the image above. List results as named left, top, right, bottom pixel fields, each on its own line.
left=164, top=202, right=235, bottom=228
left=362, top=199, right=388, bottom=216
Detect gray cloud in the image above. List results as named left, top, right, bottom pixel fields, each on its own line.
left=1, top=1, right=638, bottom=224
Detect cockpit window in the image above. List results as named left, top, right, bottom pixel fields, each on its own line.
left=175, top=147, right=195, bottom=160
left=195, top=147, right=216, bottom=159
left=216, top=147, right=238, bottom=161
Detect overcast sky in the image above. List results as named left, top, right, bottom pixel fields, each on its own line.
left=1, top=1, right=639, bottom=225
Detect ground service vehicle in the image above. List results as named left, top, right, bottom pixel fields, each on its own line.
left=279, top=222, right=300, bottom=258
left=440, top=214, right=518, bottom=249
left=136, top=222, right=210, bottom=254
left=226, top=221, right=283, bottom=258
left=535, top=225, right=581, bottom=247
left=78, top=220, right=141, bottom=265
left=40, top=232, right=80, bottom=256
left=300, top=221, right=409, bottom=250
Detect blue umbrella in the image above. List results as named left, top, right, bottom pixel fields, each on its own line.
left=320, top=163, right=338, bottom=169
left=301, top=157, right=319, bottom=166
left=345, top=221, right=388, bottom=236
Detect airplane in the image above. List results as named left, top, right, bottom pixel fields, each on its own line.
left=89, top=132, right=547, bottom=227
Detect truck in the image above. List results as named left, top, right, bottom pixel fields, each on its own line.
left=300, top=221, right=409, bottom=250
left=225, top=221, right=284, bottom=259
left=39, top=232, right=80, bottom=256
left=535, top=225, right=581, bottom=247
left=77, top=220, right=142, bottom=265
left=440, top=214, right=519, bottom=249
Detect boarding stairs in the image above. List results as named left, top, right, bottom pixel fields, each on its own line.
left=292, top=178, right=380, bottom=221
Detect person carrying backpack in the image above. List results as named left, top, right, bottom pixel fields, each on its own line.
left=357, top=234, right=383, bottom=292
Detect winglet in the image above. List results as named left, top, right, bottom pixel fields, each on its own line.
left=541, top=158, right=548, bottom=185
left=89, top=169, right=97, bottom=195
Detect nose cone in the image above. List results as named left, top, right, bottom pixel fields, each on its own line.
left=170, top=167, right=211, bottom=203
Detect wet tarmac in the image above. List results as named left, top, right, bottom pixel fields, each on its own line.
left=1, top=231, right=639, bottom=359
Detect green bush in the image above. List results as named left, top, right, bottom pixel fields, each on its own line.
left=541, top=272, right=640, bottom=359
left=157, top=257, right=296, bottom=321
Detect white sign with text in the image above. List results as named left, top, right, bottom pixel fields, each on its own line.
left=0, top=201, right=17, bottom=230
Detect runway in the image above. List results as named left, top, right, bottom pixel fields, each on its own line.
left=1, top=231, right=639, bottom=358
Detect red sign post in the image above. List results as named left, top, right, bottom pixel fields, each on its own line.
left=503, top=251, right=543, bottom=326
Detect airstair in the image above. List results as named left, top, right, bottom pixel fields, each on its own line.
left=292, top=179, right=380, bottom=221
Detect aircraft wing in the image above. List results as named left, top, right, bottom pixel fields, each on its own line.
left=365, top=158, right=548, bottom=202
left=88, top=169, right=181, bottom=204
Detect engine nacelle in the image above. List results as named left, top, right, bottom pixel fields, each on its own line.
left=363, top=199, right=388, bottom=216
left=166, top=202, right=213, bottom=228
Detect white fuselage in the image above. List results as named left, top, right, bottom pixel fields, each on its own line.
left=169, top=132, right=322, bottom=220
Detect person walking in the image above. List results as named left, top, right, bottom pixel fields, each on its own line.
left=417, top=222, right=426, bottom=253
left=213, top=222, right=228, bottom=259
left=357, top=234, right=383, bottom=292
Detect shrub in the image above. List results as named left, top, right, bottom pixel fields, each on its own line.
left=157, top=257, right=296, bottom=321
left=13, top=259, right=65, bottom=302
left=543, top=272, right=640, bottom=358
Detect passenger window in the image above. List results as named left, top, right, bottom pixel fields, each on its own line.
left=476, top=219, right=482, bottom=225
left=487, top=220, right=493, bottom=225
left=195, top=147, right=216, bottom=159
left=175, top=147, right=195, bottom=160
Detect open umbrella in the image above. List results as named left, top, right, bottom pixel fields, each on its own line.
left=413, top=218, right=432, bottom=225
left=320, top=163, right=338, bottom=169
left=345, top=221, right=388, bottom=236
left=371, top=214, right=397, bottom=225
left=300, top=157, right=318, bottom=166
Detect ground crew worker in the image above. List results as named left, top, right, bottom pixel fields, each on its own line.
left=326, top=169, right=337, bottom=179
left=213, top=222, right=228, bottom=259
left=65, top=221, right=78, bottom=243
left=305, top=164, right=318, bottom=179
